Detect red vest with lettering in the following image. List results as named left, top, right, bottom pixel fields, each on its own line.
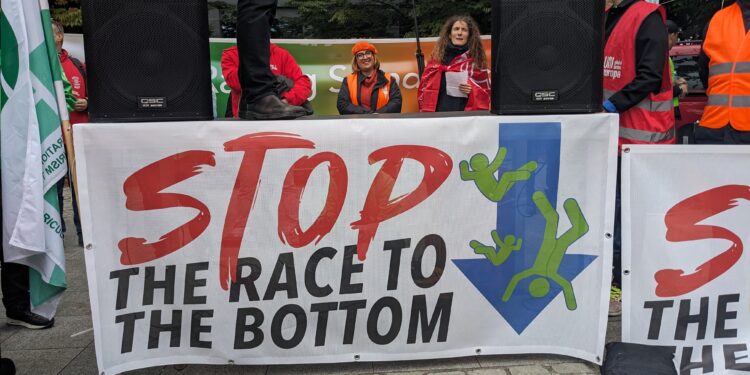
left=604, top=1, right=674, bottom=147
left=700, top=3, right=750, bottom=131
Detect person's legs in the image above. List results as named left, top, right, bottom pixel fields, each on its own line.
left=0, top=255, right=30, bottom=317
left=612, top=157, right=621, bottom=288
left=1, top=183, right=54, bottom=329
left=70, top=177, right=82, bottom=246
left=610, top=157, right=622, bottom=317
left=56, top=179, right=66, bottom=234
left=235, top=0, right=307, bottom=120
left=236, top=0, right=276, bottom=103
left=727, top=126, right=750, bottom=145
left=694, top=124, right=728, bottom=144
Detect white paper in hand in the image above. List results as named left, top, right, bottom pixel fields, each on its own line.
left=445, top=71, right=469, bottom=98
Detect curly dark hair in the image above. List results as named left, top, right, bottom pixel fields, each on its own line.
left=431, top=15, right=487, bottom=70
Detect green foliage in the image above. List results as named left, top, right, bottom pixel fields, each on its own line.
left=42, top=0, right=734, bottom=42
left=51, top=8, right=82, bottom=28
left=286, top=0, right=492, bottom=38
left=49, top=0, right=82, bottom=32
left=666, top=0, right=734, bottom=40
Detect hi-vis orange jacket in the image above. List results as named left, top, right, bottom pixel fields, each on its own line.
left=604, top=1, right=675, bottom=146
left=700, top=3, right=750, bottom=131
left=347, top=72, right=392, bottom=110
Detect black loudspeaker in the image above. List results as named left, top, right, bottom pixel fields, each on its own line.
left=491, top=0, right=605, bottom=115
left=82, top=0, right=213, bottom=122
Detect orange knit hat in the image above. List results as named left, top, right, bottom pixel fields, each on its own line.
left=352, top=41, right=378, bottom=55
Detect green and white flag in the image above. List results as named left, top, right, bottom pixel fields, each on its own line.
left=1, top=0, right=68, bottom=318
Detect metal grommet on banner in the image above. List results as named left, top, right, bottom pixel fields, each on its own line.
left=228, top=359, right=235, bottom=365
left=623, top=270, right=631, bottom=276
left=475, top=348, right=482, bottom=355
left=605, top=233, right=612, bottom=239
left=353, top=354, right=360, bottom=361
left=85, top=244, right=92, bottom=250
left=596, top=356, right=601, bottom=362
left=623, top=147, right=631, bottom=153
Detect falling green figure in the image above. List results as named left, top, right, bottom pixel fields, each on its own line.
left=459, top=148, right=538, bottom=203
left=470, top=231, right=522, bottom=266
left=461, top=148, right=536, bottom=273
left=501, top=191, right=589, bottom=311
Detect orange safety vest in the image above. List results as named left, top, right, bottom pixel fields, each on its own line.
left=347, top=72, right=391, bottom=110
left=700, top=3, right=750, bottom=131
left=603, top=1, right=675, bottom=146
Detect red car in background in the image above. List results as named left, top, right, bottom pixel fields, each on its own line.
left=670, top=41, right=706, bottom=138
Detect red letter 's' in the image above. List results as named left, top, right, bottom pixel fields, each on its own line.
left=118, top=151, right=215, bottom=265
left=657, top=185, right=750, bottom=297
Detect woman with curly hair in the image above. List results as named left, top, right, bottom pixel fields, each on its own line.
left=418, top=15, right=491, bottom=112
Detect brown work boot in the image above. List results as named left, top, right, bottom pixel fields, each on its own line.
left=238, top=94, right=308, bottom=120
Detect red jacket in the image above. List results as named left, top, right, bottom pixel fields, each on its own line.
left=59, top=49, right=89, bottom=124
left=221, top=44, right=312, bottom=117
left=417, top=52, right=491, bottom=112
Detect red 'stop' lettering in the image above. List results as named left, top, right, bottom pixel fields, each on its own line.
left=351, top=145, right=453, bottom=261
left=220, top=132, right=315, bottom=290
left=278, top=152, right=347, bottom=248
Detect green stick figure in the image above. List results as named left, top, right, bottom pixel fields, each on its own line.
left=501, top=191, right=589, bottom=310
left=470, top=231, right=522, bottom=266
left=459, top=148, right=538, bottom=203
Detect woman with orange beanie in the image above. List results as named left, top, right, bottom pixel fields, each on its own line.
left=337, top=41, right=402, bottom=114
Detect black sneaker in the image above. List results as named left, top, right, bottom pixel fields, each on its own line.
left=238, top=94, right=308, bottom=120
left=6, top=310, right=54, bottom=329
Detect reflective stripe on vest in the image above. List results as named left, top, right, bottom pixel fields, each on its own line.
left=709, top=62, right=734, bottom=77
left=708, top=62, right=750, bottom=78
left=620, top=125, right=675, bottom=143
left=347, top=72, right=391, bottom=110
left=700, top=2, right=750, bottom=130
left=670, top=57, right=678, bottom=107
left=603, top=90, right=673, bottom=112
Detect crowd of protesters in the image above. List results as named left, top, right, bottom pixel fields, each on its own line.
left=3, top=0, right=749, bottom=367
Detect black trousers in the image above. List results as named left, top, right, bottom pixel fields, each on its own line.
left=236, top=0, right=277, bottom=104
left=56, top=174, right=81, bottom=237
left=0, top=187, right=30, bottom=314
left=694, top=124, right=750, bottom=144
left=612, top=157, right=622, bottom=288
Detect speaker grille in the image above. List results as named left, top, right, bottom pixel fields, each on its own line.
left=491, top=0, right=604, bottom=114
left=82, top=0, right=213, bottom=122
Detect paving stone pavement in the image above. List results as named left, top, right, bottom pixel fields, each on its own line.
left=0, top=186, right=620, bottom=374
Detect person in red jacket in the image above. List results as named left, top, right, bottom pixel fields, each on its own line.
left=52, top=20, right=83, bottom=247
left=222, top=44, right=313, bottom=118
left=53, top=21, right=88, bottom=124
left=417, top=15, right=491, bottom=112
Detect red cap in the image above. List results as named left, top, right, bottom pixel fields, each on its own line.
left=352, top=41, right=378, bottom=55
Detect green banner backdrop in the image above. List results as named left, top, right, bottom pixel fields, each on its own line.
left=209, top=37, right=492, bottom=117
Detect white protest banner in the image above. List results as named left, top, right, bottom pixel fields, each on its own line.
left=74, top=114, right=617, bottom=374
left=623, top=145, right=750, bottom=374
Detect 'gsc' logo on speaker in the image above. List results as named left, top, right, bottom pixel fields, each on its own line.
left=138, top=97, right=167, bottom=109
left=603, top=56, right=623, bottom=79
